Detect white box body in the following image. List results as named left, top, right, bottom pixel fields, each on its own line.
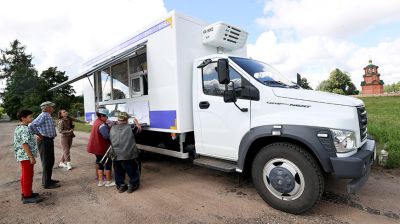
left=80, top=11, right=246, bottom=133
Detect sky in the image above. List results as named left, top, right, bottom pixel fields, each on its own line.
left=0, top=0, right=400, bottom=95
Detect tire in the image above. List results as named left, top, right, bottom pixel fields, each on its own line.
left=251, top=142, right=324, bottom=214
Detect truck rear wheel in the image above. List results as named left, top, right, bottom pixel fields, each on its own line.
left=251, top=142, right=324, bottom=214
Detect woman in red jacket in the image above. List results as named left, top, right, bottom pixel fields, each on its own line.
left=87, top=108, right=115, bottom=187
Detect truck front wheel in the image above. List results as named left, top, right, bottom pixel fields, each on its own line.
left=251, top=142, right=324, bottom=214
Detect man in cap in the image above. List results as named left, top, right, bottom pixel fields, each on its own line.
left=109, top=112, right=142, bottom=193
left=87, top=107, right=115, bottom=187
left=29, top=101, right=60, bottom=189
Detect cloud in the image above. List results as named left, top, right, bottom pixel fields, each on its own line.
left=257, top=0, right=400, bottom=39
left=348, top=38, right=400, bottom=86
left=249, top=0, right=400, bottom=89
left=0, top=0, right=167, bottom=94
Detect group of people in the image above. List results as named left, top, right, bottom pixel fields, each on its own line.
left=13, top=101, right=142, bottom=204
left=87, top=108, right=142, bottom=192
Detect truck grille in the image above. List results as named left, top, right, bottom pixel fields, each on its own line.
left=357, top=106, right=368, bottom=142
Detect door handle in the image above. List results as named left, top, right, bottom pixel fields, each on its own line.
left=199, top=101, right=210, bottom=109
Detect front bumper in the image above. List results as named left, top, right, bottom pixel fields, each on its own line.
left=330, top=138, right=376, bottom=193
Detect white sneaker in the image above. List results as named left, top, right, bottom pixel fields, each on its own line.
left=105, top=181, right=116, bottom=187
left=66, top=162, right=72, bottom=170
left=97, top=181, right=104, bottom=187
left=58, top=162, right=67, bottom=168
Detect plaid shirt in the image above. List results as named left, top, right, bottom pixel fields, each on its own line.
left=29, top=112, right=57, bottom=138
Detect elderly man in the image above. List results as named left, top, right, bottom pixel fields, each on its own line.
left=110, top=112, right=142, bottom=193
left=29, top=101, right=60, bottom=189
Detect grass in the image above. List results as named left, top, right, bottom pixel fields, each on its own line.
left=359, top=96, right=400, bottom=168
left=73, top=116, right=92, bottom=133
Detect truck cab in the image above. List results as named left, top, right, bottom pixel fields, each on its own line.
left=193, top=53, right=375, bottom=214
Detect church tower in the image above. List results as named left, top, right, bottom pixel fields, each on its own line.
left=361, top=59, right=384, bottom=95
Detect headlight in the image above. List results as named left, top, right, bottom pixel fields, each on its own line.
left=331, top=129, right=357, bottom=153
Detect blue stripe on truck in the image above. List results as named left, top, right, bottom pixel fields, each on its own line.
left=85, top=112, right=96, bottom=121
left=149, top=110, right=176, bottom=129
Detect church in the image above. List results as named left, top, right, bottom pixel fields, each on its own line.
left=361, top=59, right=384, bottom=95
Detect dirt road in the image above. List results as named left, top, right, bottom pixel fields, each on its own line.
left=1, top=121, right=399, bottom=224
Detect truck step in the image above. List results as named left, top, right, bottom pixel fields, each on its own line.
left=193, top=156, right=237, bottom=172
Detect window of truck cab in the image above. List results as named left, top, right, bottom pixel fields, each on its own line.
left=229, top=57, right=293, bottom=88
left=201, top=61, right=255, bottom=99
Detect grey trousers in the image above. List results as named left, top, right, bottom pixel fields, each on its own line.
left=38, top=137, right=55, bottom=187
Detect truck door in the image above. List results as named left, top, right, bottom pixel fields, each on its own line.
left=195, top=60, right=251, bottom=160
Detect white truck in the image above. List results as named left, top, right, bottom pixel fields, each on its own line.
left=52, top=11, right=376, bottom=214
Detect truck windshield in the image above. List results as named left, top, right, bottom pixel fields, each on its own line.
left=230, top=57, right=293, bottom=88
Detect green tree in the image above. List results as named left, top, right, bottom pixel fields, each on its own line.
left=39, top=67, right=76, bottom=113
left=299, top=77, right=313, bottom=90
left=0, top=40, right=43, bottom=118
left=2, top=65, right=43, bottom=119
left=316, top=68, right=359, bottom=95
left=1, top=40, right=78, bottom=119
left=0, top=40, right=34, bottom=80
left=384, top=82, right=400, bottom=93
left=40, top=67, right=83, bottom=116
left=316, top=80, right=329, bottom=91
left=70, top=101, right=84, bottom=118
left=0, top=40, right=35, bottom=101
left=40, top=67, right=75, bottom=97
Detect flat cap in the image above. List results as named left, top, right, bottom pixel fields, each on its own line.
left=40, top=101, right=55, bottom=109
left=118, top=112, right=130, bottom=121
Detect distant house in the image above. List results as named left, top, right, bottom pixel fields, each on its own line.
left=361, top=59, right=384, bottom=95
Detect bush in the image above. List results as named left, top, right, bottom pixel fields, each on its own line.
left=69, top=102, right=84, bottom=118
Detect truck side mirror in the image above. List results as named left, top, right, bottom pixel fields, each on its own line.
left=223, top=89, right=237, bottom=103
left=217, top=59, right=230, bottom=84
left=297, top=73, right=301, bottom=86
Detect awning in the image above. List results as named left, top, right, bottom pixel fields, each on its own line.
left=50, top=42, right=147, bottom=91
left=49, top=72, right=91, bottom=91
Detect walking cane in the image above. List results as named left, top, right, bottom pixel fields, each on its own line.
left=100, top=145, right=112, bottom=164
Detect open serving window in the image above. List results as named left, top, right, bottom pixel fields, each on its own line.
left=93, top=46, right=150, bottom=125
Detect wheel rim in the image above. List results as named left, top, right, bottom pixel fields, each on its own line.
left=262, top=158, right=305, bottom=201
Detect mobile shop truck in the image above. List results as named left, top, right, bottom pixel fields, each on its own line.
left=52, top=11, right=376, bottom=214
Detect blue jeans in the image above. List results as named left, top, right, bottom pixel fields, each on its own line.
left=113, top=159, right=141, bottom=187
